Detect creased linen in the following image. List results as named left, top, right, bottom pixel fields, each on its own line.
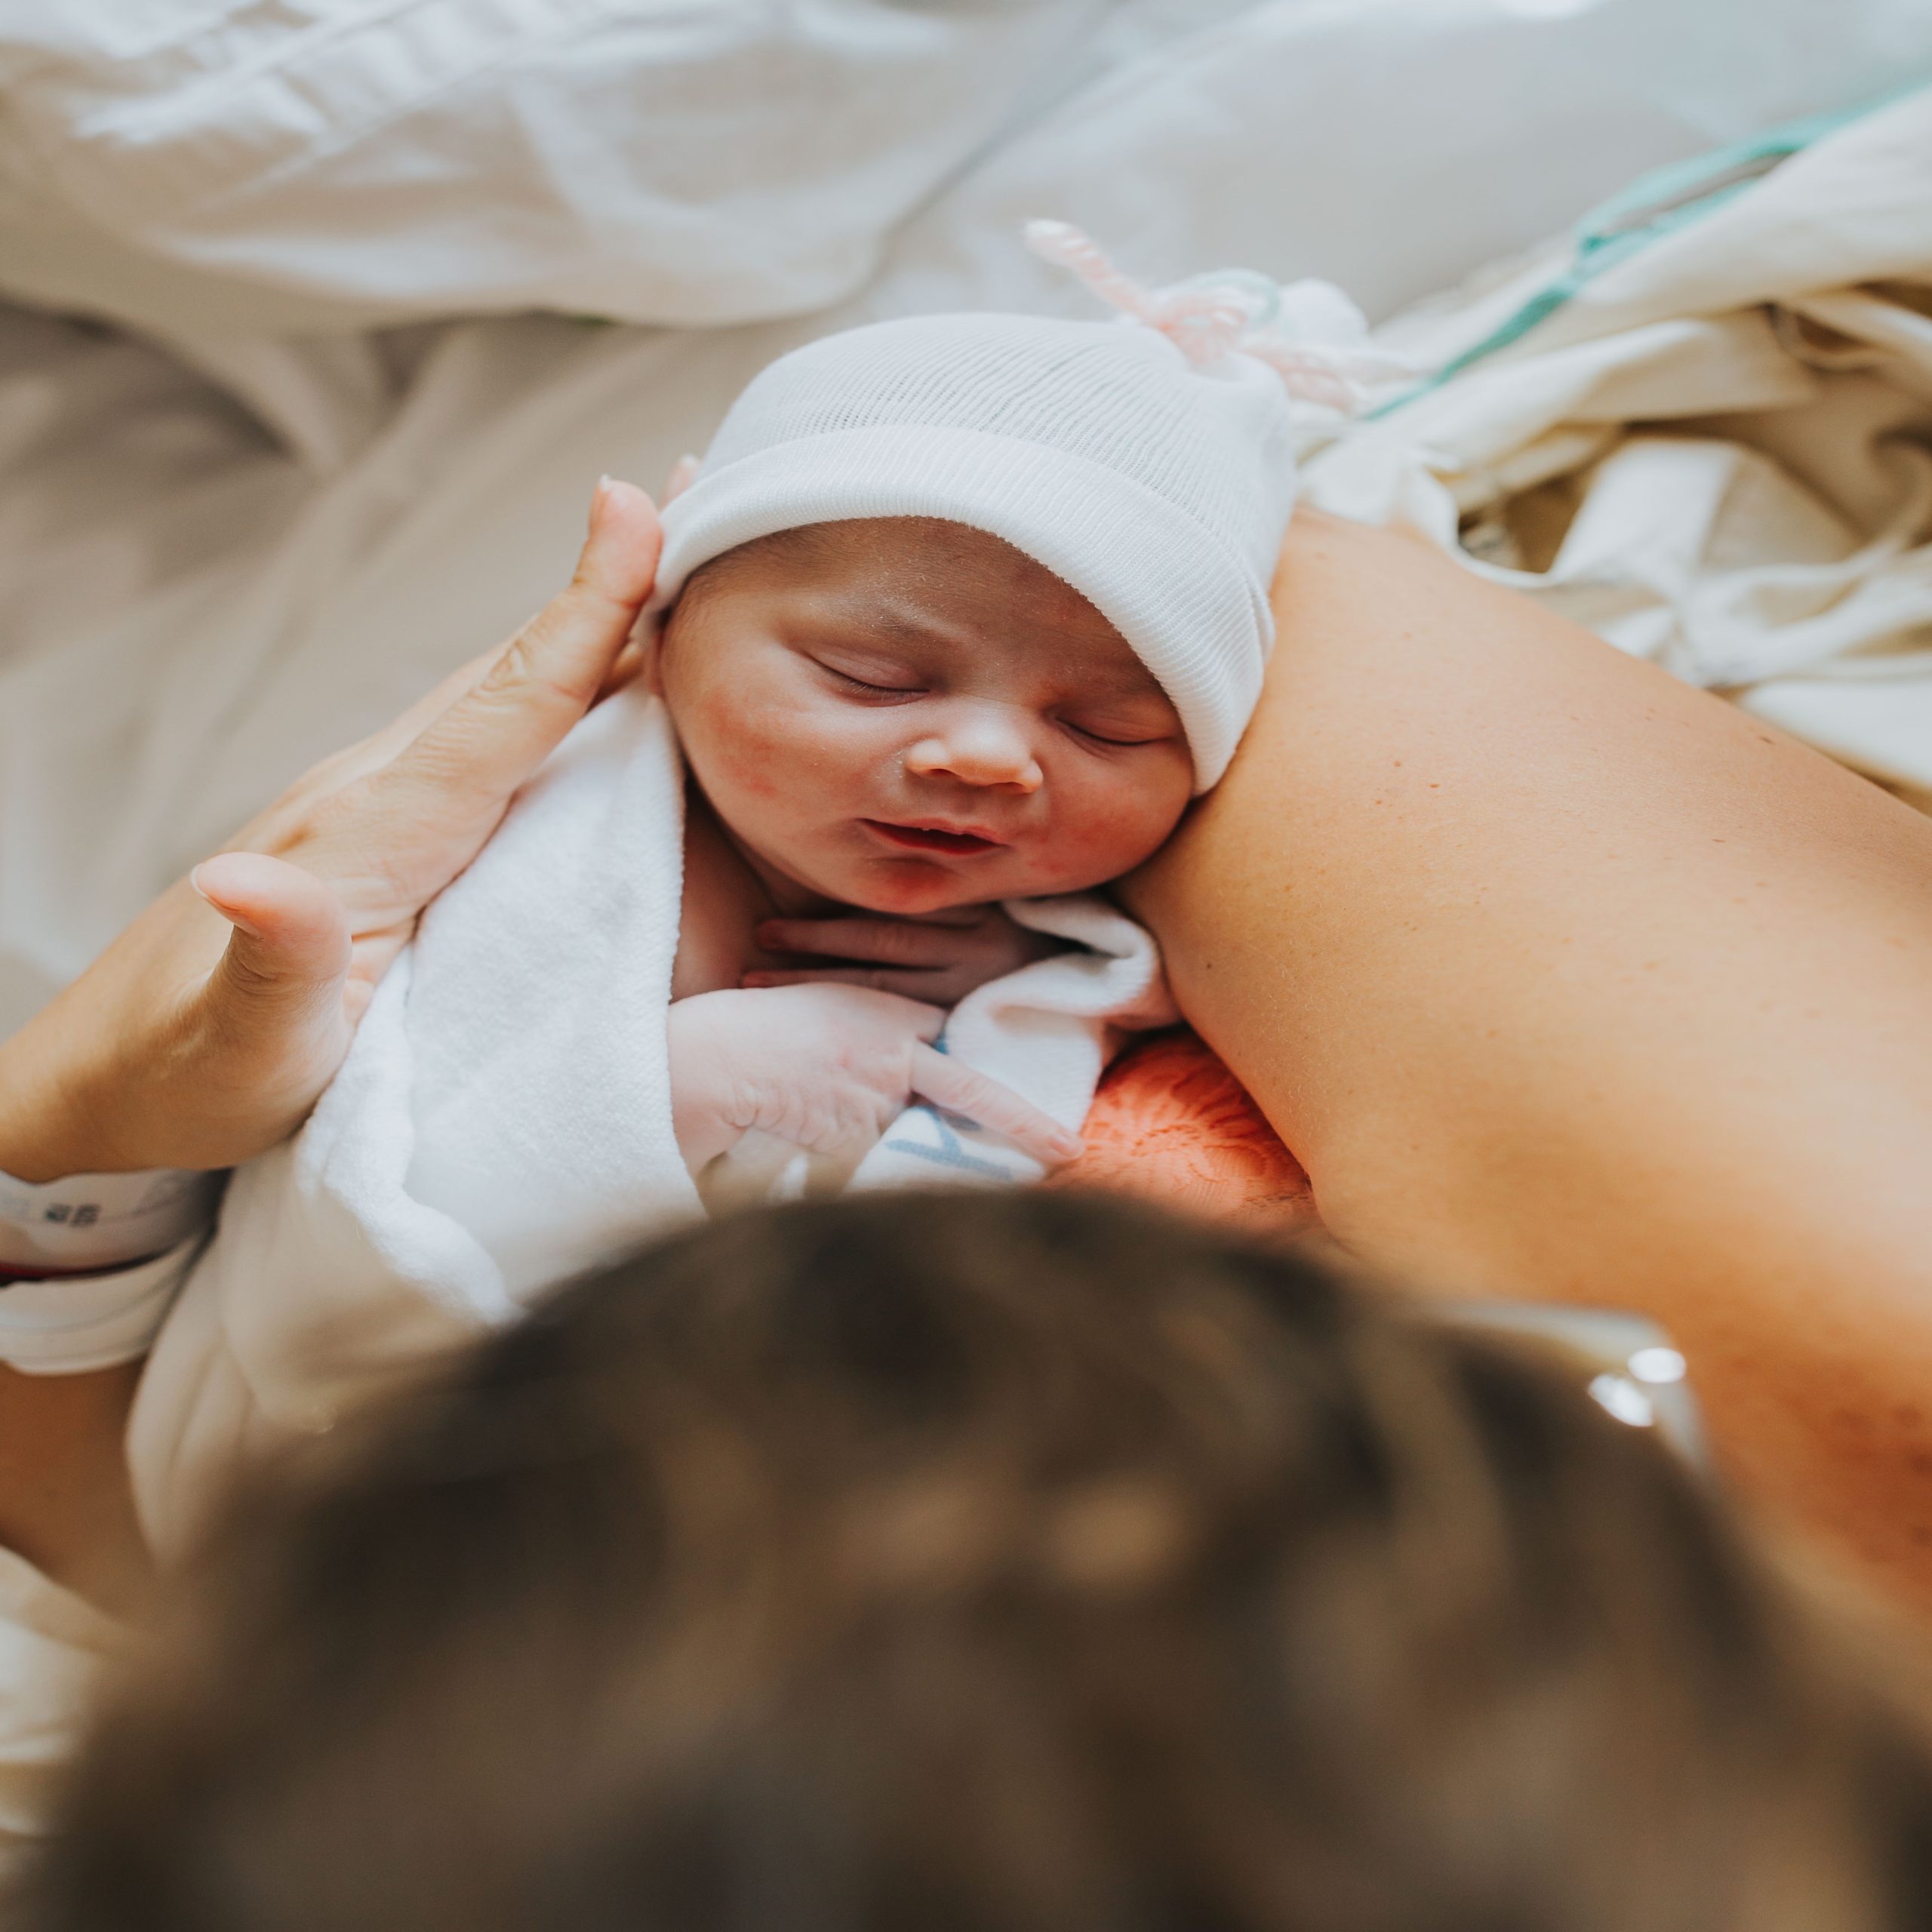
left=1300, top=87, right=1932, bottom=795
left=0, top=0, right=1109, bottom=335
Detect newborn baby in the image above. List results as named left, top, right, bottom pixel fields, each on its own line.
left=638, top=254, right=1356, bottom=1186
left=125, top=234, right=1389, bottom=1546
left=659, top=515, right=1195, bottom=1180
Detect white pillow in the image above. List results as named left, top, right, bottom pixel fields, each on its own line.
left=0, top=0, right=1107, bottom=333
left=1, top=0, right=1927, bottom=337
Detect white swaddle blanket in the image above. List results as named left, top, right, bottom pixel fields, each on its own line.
left=127, top=684, right=1173, bottom=1552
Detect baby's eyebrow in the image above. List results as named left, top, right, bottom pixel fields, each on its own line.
left=811, top=592, right=972, bottom=651
left=1063, top=666, right=1171, bottom=703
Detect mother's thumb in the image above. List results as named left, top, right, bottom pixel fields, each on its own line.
left=192, top=853, right=352, bottom=1027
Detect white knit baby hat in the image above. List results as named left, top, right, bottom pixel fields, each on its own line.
left=654, top=224, right=1400, bottom=789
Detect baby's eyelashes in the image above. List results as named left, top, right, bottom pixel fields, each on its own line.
left=1058, top=706, right=1180, bottom=748
left=808, top=649, right=925, bottom=695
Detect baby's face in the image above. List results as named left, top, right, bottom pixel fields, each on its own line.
left=654, top=518, right=1195, bottom=915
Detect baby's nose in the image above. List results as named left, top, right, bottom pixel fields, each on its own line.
left=906, top=711, right=1043, bottom=792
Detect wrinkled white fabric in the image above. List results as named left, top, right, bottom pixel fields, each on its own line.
left=2, top=0, right=1921, bottom=340
left=7, top=0, right=1932, bottom=1032
left=1300, top=85, right=1932, bottom=795
left=0, top=1242, right=200, bottom=1373
left=0, top=0, right=1109, bottom=335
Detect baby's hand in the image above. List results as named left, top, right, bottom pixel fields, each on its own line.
left=743, top=906, right=1065, bottom=1006
left=668, top=983, right=1082, bottom=1175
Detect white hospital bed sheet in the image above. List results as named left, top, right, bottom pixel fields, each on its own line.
left=3, top=0, right=1931, bottom=1037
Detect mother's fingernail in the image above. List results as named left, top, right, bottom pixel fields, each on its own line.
left=589, top=474, right=616, bottom=531
left=189, top=864, right=264, bottom=937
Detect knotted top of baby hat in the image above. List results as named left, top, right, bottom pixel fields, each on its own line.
left=654, top=224, right=1398, bottom=789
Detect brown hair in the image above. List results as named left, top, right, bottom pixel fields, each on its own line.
left=20, top=1191, right=1932, bottom=1930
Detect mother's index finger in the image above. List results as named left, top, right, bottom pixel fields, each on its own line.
left=380, top=478, right=663, bottom=813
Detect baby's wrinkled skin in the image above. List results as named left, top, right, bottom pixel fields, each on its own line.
left=653, top=517, right=1195, bottom=1177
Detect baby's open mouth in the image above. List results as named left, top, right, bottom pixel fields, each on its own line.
left=863, top=820, right=1003, bottom=855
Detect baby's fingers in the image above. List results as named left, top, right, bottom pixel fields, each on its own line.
left=909, top=1044, right=1084, bottom=1167
left=744, top=966, right=935, bottom=997
left=368, top=480, right=660, bottom=829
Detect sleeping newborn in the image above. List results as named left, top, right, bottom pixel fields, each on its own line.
left=658, top=515, right=1195, bottom=1179
left=638, top=256, right=1367, bottom=1187
left=127, top=232, right=1388, bottom=1545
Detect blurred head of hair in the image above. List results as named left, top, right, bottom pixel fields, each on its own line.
left=20, top=1190, right=1932, bottom=1932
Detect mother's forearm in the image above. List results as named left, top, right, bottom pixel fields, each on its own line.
left=0, top=1363, right=152, bottom=1615
left=1125, top=510, right=1932, bottom=1618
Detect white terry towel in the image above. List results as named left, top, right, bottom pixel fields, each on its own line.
left=127, top=684, right=1174, bottom=1551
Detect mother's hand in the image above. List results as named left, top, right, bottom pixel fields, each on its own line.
left=0, top=478, right=662, bottom=1183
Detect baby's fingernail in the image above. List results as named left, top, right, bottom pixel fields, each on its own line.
left=1051, top=1134, right=1084, bottom=1162
left=741, top=972, right=774, bottom=987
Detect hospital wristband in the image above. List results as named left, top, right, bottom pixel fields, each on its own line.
left=0, top=1242, right=202, bottom=1373
left=0, top=1166, right=221, bottom=1275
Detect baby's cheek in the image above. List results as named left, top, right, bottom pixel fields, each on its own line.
left=692, top=697, right=794, bottom=801
left=1043, top=787, right=1186, bottom=888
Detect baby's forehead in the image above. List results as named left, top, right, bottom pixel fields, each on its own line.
left=739, top=518, right=1151, bottom=669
